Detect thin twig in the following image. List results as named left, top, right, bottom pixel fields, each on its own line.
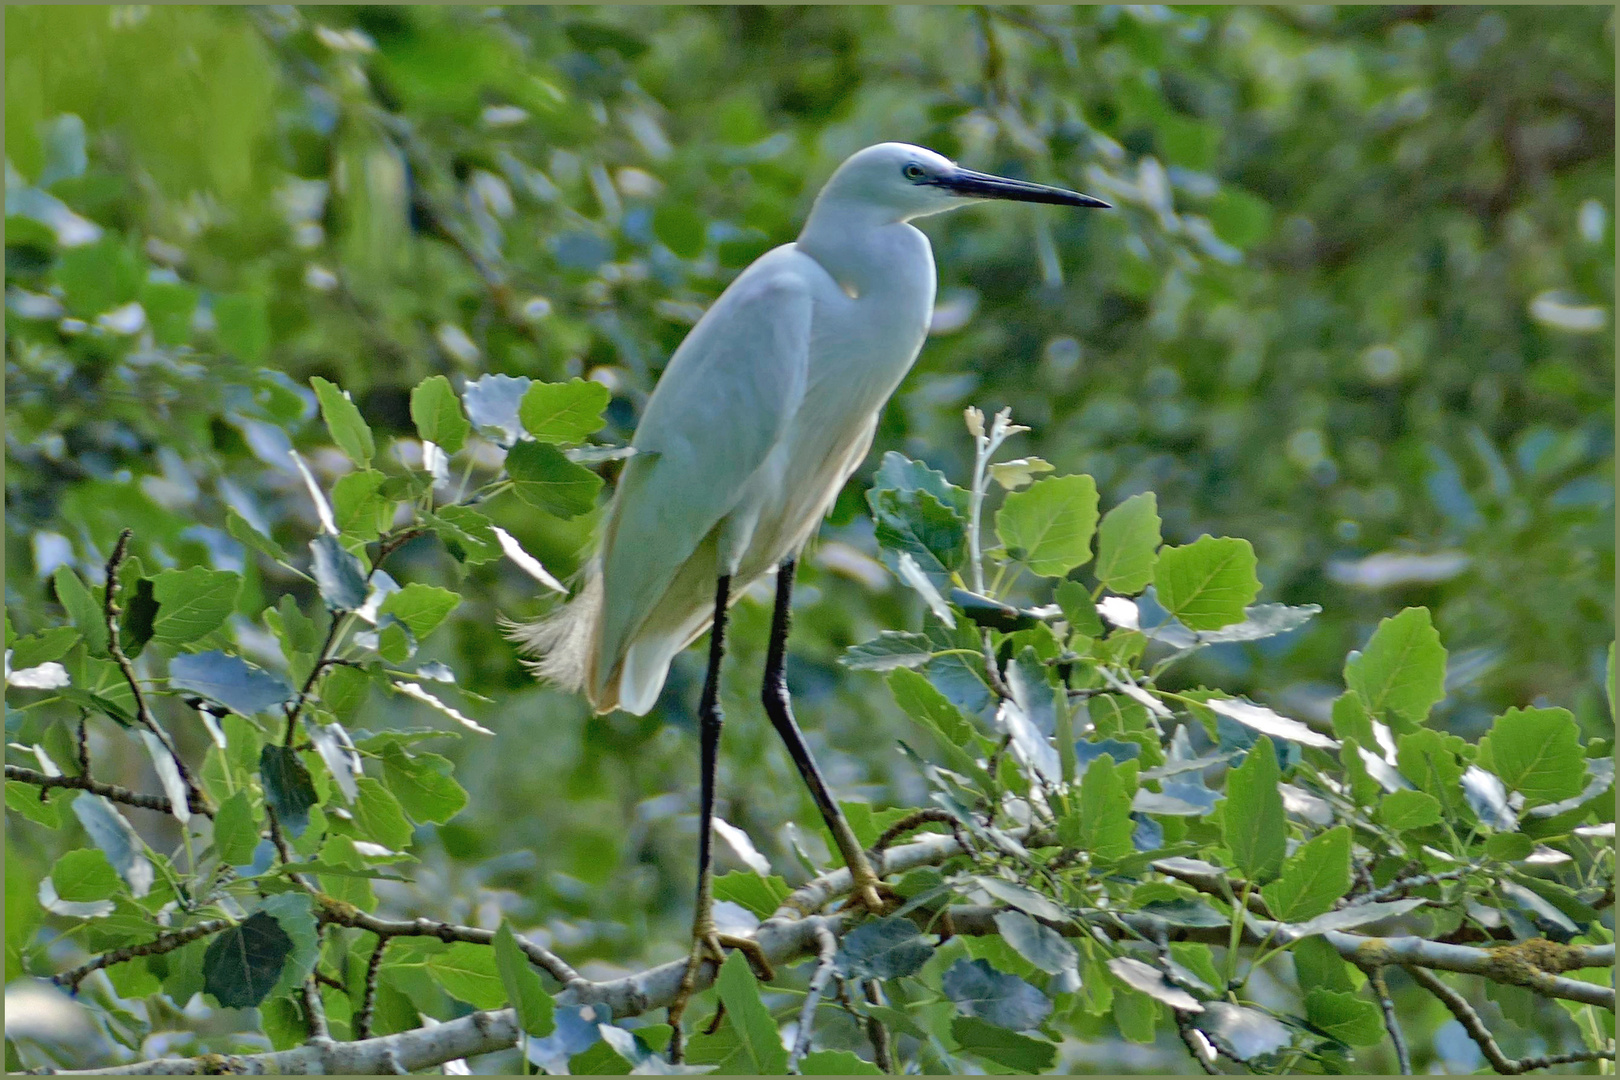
left=52, top=919, right=231, bottom=992
left=284, top=616, right=344, bottom=745
left=353, top=938, right=390, bottom=1041
left=303, top=976, right=331, bottom=1041
left=313, top=896, right=582, bottom=987
left=103, top=529, right=208, bottom=811
left=861, top=979, right=895, bottom=1074
left=787, top=926, right=839, bottom=1071
left=1405, top=965, right=1616, bottom=1074
left=76, top=713, right=91, bottom=775
left=871, top=809, right=971, bottom=876
left=1366, top=966, right=1411, bottom=1074
left=1348, top=867, right=1474, bottom=907
left=4, top=764, right=213, bottom=818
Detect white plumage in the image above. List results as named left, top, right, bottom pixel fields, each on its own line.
left=508, top=142, right=1106, bottom=713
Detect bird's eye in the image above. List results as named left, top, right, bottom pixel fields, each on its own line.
left=902, top=163, right=927, bottom=182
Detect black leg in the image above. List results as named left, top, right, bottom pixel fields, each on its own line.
left=668, top=575, right=773, bottom=1062
left=761, top=559, right=890, bottom=913
left=693, top=573, right=731, bottom=938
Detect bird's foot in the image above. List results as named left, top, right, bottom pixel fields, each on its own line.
left=841, top=875, right=902, bottom=920
left=666, top=929, right=774, bottom=1063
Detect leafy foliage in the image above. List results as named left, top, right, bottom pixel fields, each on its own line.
left=3, top=5, right=1612, bottom=1076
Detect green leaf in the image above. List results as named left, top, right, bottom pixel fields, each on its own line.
left=50, top=849, right=119, bottom=903
left=259, top=745, right=318, bottom=838
left=714, top=949, right=789, bottom=1074
left=950, top=1016, right=1057, bottom=1073
left=798, top=1050, right=882, bottom=1075
left=1055, top=580, right=1104, bottom=637
left=410, top=375, right=470, bottom=454
left=309, top=535, right=369, bottom=611
left=841, top=631, right=934, bottom=671
left=1304, top=988, right=1384, bottom=1047
left=213, top=791, right=260, bottom=866
left=1195, top=1002, right=1291, bottom=1061
left=331, top=470, right=391, bottom=542
left=1291, top=936, right=1356, bottom=994
left=995, top=474, right=1099, bottom=577
left=712, top=872, right=790, bottom=919
left=1344, top=607, right=1447, bottom=727
left=869, top=451, right=970, bottom=515
left=887, top=667, right=974, bottom=747
left=378, top=585, right=461, bottom=641
left=141, top=279, right=197, bottom=346
left=993, top=910, right=1077, bottom=975
left=8, top=626, right=80, bottom=671
left=147, top=568, right=240, bottom=645
left=1063, top=754, right=1136, bottom=861
left=1260, top=826, right=1351, bottom=922
left=1478, top=707, right=1586, bottom=808
left=653, top=203, right=707, bottom=258
left=261, top=893, right=321, bottom=998
left=506, top=441, right=602, bottom=518
left=215, top=293, right=270, bottom=364
left=118, top=578, right=158, bottom=657
left=1153, top=535, right=1260, bottom=631
left=494, top=922, right=555, bottom=1037
left=873, top=488, right=965, bottom=583
left=73, top=795, right=152, bottom=896
left=310, top=376, right=375, bottom=468
left=424, top=505, right=502, bottom=564
left=836, top=916, right=934, bottom=980
left=1220, top=736, right=1286, bottom=883
left=1395, top=728, right=1467, bottom=815
left=1484, top=832, right=1535, bottom=861
left=169, top=651, right=293, bottom=716
left=53, top=566, right=108, bottom=657
left=1377, top=789, right=1442, bottom=831
left=351, top=777, right=414, bottom=851
left=941, top=958, right=1052, bottom=1030
left=377, top=744, right=467, bottom=825
left=1094, top=492, right=1161, bottom=594
left=426, top=941, right=505, bottom=1009
left=202, top=911, right=293, bottom=1009
left=519, top=379, right=611, bottom=444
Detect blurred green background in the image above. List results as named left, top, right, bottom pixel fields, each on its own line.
left=6, top=5, right=1613, bottom=1070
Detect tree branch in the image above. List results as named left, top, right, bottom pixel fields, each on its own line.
left=51, top=919, right=231, bottom=993
left=312, top=896, right=583, bottom=988
left=1366, top=966, right=1411, bottom=1074
left=1405, top=964, right=1617, bottom=1074
left=37, top=830, right=1618, bottom=1075
left=4, top=764, right=213, bottom=818
left=102, top=529, right=209, bottom=813
left=788, top=925, right=838, bottom=1070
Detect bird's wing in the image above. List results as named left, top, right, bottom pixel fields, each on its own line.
left=593, top=261, right=813, bottom=686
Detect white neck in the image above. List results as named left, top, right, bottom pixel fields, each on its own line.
left=795, top=199, right=927, bottom=298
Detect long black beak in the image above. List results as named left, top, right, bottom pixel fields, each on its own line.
left=938, top=168, right=1111, bottom=209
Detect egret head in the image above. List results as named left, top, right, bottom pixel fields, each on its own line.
left=818, top=142, right=1109, bottom=222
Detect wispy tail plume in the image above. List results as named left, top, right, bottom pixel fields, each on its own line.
left=501, top=564, right=603, bottom=701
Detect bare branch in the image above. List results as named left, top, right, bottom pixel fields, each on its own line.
left=1366, top=966, right=1411, bottom=1075
left=38, top=829, right=1620, bottom=1076
left=102, top=529, right=209, bottom=813
left=312, top=896, right=583, bottom=988
left=352, top=938, right=389, bottom=1041
left=788, top=925, right=838, bottom=1070
left=1406, top=964, right=1616, bottom=1074
left=4, top=764, right=213, bottom=818
left=51, top=919, right=231, bottom=993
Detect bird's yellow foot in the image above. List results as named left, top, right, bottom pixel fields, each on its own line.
left=666, top=930, right=774, bottom=1062
left=842, top=877, right=902, bottom=919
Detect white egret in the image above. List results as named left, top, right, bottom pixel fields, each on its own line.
left=507, top=141, right=1107, bottom=1047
